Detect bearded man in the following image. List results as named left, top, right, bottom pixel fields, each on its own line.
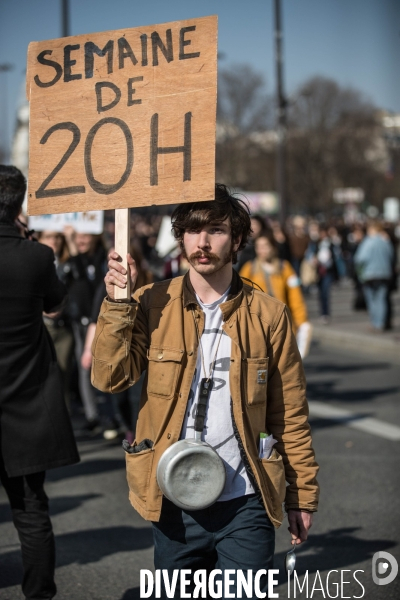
left=91, top=184, right=319, bottom=599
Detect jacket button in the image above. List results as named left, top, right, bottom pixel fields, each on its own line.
left=188, top=351, right=193, bottom=356
left=167, top=433, right=171, bottom=439
left=158, top=353, right=163, bottom=360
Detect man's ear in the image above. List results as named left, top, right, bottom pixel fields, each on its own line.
left=233, top=235, right=242, bottom=252
left=179, top=237, right=187, bottom=259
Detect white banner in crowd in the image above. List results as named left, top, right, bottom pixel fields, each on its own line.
left=241, top=192, right=279, bottom=215
left=155, top=216, right=178, bottom=258
left=383, top=197, right=400, bottom=222
left=29, top=211, right=104, bottom=234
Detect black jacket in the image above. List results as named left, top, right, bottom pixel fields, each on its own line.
left=0, top=224, right=79, bottom=476
left=67, top=246, right=107, bottom=324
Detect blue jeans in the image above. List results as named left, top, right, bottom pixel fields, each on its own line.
left=152, top=494, right=275, bottom=599
left=363, top=280, right=389, bottom=330
left=318, top=273, right=334, bottom=317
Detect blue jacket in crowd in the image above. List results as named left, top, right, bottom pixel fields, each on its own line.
left=354, top=234, right=393, bottom=282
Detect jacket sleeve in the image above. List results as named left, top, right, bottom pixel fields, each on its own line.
left=266, top=306, right=319, bottom=512
left=282, top=261, right=308, bottom=328
left=91, top=295, right=149, bottom=393
left=353, top=238, right=369, bottom=266
left=43, top=249, right=67, bottom=313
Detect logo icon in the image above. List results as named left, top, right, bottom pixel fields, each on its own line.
left=257, top=370, right=267, bottom=384
left=372, top=551, right=398, bottom=586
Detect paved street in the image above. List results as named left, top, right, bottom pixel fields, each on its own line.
left=305, top=278, right=400, bottom=361
left=1, top=341, right=399, bottom=600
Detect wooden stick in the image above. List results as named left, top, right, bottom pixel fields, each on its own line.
left=114, top=208, right=131, bottom=301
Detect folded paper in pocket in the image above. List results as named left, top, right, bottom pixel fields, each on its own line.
left=259, top=432, right=277, bottom=459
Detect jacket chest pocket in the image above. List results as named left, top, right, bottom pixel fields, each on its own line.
left=147, top=346, right=184, bottom=399
left=243, top=357, right=269, bottom=406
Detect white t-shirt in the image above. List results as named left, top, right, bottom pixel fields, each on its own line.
left=180, top=288, right=255, bottom=501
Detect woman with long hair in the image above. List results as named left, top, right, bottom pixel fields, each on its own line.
left=81, top=243, right=153, bottom=440
left=38, top=230, right=74, bottom=408
left=239, top=230, right=312, bottom=358
left=64, top=229, right=107, bottom=431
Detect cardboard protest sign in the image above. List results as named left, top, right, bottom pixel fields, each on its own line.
left=28, top=211, right=104, bottom=234
left=26, top=16, right=217, bottom=215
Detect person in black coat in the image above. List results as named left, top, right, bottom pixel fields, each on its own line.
left=0, top=165, right=80, bottom=600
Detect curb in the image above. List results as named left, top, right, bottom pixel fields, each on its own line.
left=310, top=324, right=400, bottom=363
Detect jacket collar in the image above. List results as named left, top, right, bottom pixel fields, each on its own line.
left=182, top=268, right=253, bottom=321
left=0, top=223, right=22, bottom=238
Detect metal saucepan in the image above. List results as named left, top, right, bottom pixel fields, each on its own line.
left=156, top=438, right=226, bottom=510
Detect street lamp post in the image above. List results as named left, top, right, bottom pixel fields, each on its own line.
left=274, top=0, right=288, bottom=225
left=61, top=0, right=70, bottom=37
left=0, top=63, right=14, bottom=164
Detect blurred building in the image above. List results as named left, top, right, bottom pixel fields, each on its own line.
left=11, top=81, right=29, bottom=178
left=381, top=111, right=400, bottom=150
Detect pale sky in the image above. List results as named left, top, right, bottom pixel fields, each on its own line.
left=0, top=0, right=399, bottom=155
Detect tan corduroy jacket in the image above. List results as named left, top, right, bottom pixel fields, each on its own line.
left=91, top=271, right=319, bottom=527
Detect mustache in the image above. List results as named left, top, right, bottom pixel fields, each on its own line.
left=189, top=251, right=219, bottom=261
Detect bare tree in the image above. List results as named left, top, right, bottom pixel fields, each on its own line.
left=216, top=64, right=274, bottom=190
left=218, top=64, right=271, bottom=134
left=216, top=68, right=398, bottom=212
left=287, top=76, right=388, bottom=212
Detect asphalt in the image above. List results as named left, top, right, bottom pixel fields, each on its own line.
left=273, top=343, right=400, bottom=600
left=1, top=284, right=400, bottom=600
left=305, top=278, right=400, bottom=362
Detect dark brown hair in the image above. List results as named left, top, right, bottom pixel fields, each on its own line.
left=0, top=165, right=26, bottom=223
left=254, top=230, right=280, bottom=261
left=171, top=184, right=251, bottom=264
left=37, top=231, right=70, bottom=263
left=129, top=242, right=153, bottom=290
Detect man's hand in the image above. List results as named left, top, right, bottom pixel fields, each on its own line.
left=63, top=225, right=78, bottom=256
left=81, top=323, right=96, bottom=370
left=105, top=251, right=138, bottom=300
left=81, top=348, right=93, bottom=370
left=287, top=509, right=313, bottom=545
left=43, top=311, right=61, bottom=319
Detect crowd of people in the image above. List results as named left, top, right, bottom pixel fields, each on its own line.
left=236, top=213, right=398, bottom=332
left=31, top=225, right=152, bottom=440
left=25, top=209, right=398, bottom=439
left=1, top=163, right=397, bottom=600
